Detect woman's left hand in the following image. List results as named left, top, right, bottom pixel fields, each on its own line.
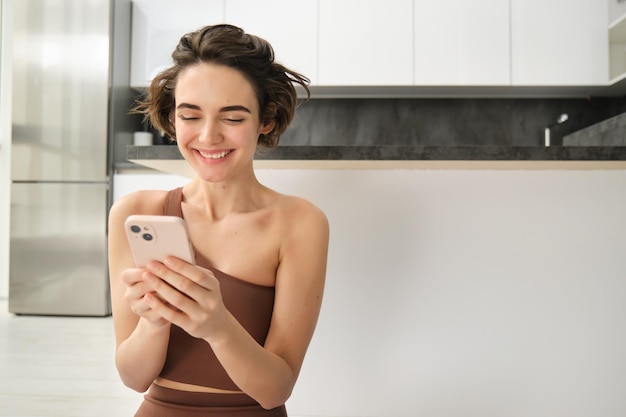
left=142, top=256, right=228, bottom=341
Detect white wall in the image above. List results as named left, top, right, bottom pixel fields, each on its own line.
left=114, top=168, right=626, bottom=417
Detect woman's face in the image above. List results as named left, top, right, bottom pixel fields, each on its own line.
left=173, top=62, right=273, bottom=183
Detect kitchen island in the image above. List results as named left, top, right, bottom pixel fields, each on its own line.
left=114, top=148, right=626, bottom=417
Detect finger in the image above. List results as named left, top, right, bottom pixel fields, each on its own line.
left=146, top=260, right=210, bottom=302
left=140, top=307, right=170, bottom=327
left=124, top=274, right=155, bottom=303
left=162, top=256, right=219, bottom=291
left=121, top=268, right=146, bottom=285
left=144, top=291, right=186, bottom=325
left=143, top=266, right=196, bottom=312
left=128, top=292, right=171, bottom=326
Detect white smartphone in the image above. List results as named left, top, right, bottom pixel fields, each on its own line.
left=124, top=215, right=196, bottom=267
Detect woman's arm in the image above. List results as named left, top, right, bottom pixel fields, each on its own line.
left=108, top=191, right=172, bottom=392
left=143, top=197, right=329, bottom=409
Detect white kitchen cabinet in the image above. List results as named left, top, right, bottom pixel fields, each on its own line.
left=129, top=0, right=611, bottom=94
left=609, top=0, right=626, bottom=83
left=510, top=0, right=609, bottom=86
left=224, top=0, right=318, bottom=84
left=130, top=0, right=224, bottom=88
left=318, top=0, right=413, bottom=85
left=414, top=0, right=510, bottom=85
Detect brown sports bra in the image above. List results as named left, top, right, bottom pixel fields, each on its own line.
left=158, top=187, right=276, bottom=391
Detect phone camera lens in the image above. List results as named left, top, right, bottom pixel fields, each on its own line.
left=142, top=233, right=153, bottom=241
left=130, top=225, right=141, bottom=233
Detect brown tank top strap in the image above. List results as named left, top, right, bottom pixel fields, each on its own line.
left=163, top=187, right=183, bottom=217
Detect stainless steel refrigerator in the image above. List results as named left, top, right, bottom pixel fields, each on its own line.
left=9, top=0, right=117, bottom=316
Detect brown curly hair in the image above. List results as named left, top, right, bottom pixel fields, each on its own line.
left=132, top=24, right=310, bottom=148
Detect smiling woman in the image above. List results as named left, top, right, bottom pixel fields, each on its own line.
left=172, top=63, right=278, bottom=183
left=108, top=24, right=328, bottom=417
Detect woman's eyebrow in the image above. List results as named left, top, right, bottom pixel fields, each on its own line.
left=175, top=103, right=251, bottom=114
left=220, top=105, right=251, bottom=113
left=176, top=103, right=201, bottom=110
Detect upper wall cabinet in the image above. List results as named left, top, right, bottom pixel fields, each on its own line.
left=129, top=0, right=610, bottom=94
left=414, top=0, right=510, bottom=85
left=130, top=0, right=317, bottom=88
left=510, top=0, right=608, bottom=86
left=130, top=0, right=223, bottom=88
left=318, top=0, right=414, bottom=85
left=224, top=0, right=318, bottom=84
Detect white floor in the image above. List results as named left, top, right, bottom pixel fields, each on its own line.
left=0, top=298, right=142, bottom=417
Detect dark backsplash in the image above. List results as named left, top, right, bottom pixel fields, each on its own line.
left=280, top=97, right=626, bottom=147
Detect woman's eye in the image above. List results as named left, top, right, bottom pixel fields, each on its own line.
left=224, top=118, right=244, bottom=124
left=179, top=115, right=198, bottom=121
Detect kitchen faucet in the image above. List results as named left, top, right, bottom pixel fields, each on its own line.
left=544, top=113, right=569, bottom=147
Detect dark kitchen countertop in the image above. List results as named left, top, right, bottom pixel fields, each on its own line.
left=122, top=145, right=626, bottom=176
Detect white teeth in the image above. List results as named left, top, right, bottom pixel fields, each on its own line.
left=198, top=150, right=230, bottom=159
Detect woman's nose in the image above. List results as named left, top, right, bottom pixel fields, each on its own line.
left=198, top=120, right=223, bottom=144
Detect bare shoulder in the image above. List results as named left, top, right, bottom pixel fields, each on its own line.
left=276, top=194, right=328, bottom=226
left=109, top=189, right=172, bottom=226
left=272, top=194, right=329, bottom=244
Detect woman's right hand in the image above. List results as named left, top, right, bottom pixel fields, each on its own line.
left=122, top=267, right=170, bottom=328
